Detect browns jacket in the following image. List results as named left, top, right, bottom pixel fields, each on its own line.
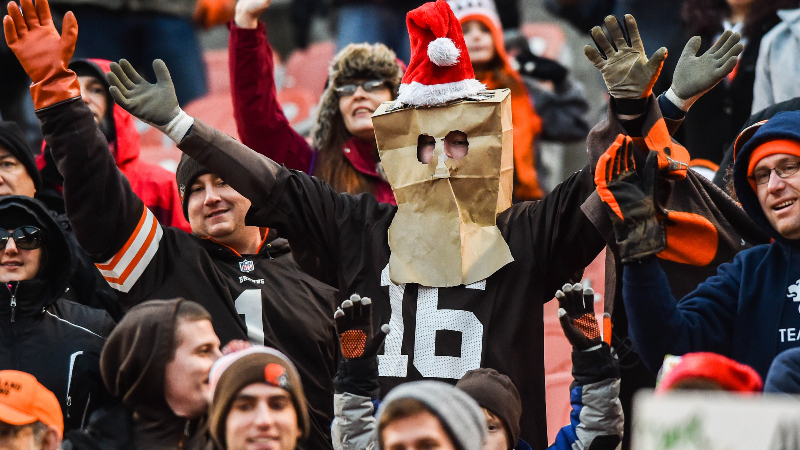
left=172, top=117, right=606, bottom=448
left=38, top=98, right=339, bottom=450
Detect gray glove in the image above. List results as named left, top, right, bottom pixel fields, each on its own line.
left=584, top=14, right=668, bottom=99
left=666, top=30, right=743, bottom=111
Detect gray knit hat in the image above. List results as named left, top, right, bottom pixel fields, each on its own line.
left=175, top=153, right=210, bottom=220
left=377, top=381, right=487, bottom=450
left=456, top=368, right=521, bottom=448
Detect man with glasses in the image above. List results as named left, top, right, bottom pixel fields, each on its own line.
left=0, top=195, right=115, bottom=432
left=597, top=110, right=800, bottom=381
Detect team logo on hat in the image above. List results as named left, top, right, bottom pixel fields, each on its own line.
left=239, top=259, right=254, bottom=273
left=264, top=363, right=291, bottom=390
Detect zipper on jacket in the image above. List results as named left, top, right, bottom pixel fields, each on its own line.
left=6, top=283, right=17, bottom=323
left=66, top=351, right=84, bottom=418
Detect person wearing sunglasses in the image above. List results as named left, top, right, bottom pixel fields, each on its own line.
left=0, top=195, right=115, bottom=433
left=229, top=0, right=403, bottom=205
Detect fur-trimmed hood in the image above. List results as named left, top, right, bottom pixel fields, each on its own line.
left=311, top=43, right=403, bottom=152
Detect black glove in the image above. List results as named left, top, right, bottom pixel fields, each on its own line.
left=556, top=283, right=601, bottom=350
left=334, top=294, right=390, bottom=360
left=515, top=50, right=568, bottom=84
left=595, top=135, right=666, bottom=263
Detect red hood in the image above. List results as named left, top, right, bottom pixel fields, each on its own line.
left=85, top=58, right=142, bottom=167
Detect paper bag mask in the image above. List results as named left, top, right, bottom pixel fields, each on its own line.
left=373, top=89, right=514, bottom=287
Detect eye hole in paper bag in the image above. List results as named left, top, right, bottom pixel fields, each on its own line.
left=417, top=131, right=470, bottom=164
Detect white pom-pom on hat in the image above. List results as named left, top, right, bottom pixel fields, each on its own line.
left=427, top=37, right=460, bottom=66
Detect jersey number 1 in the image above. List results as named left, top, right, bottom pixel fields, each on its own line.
left=378, top=264, right=484, bottom=379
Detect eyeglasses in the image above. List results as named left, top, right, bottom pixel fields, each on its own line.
left=0, top=226, right=43, bottom=251
left=334, top=80, right=387, bottom=97
left=749, top=160, right=800, bottom=185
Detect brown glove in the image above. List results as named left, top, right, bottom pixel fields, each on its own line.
left=3, top=0, right=81, bottom=109
left=193, top=0, right=236, bottom=29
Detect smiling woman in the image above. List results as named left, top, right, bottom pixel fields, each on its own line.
left=229, top=4, right=404, bottom=204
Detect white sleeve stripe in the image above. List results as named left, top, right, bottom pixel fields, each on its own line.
left=97, top=208, right=162, bottom=292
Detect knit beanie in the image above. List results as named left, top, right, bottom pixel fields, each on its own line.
left=175, top=153, right=210, bottom=220
left=311, top=43, right=403, bottom=153
left=456, top=368, right=521, bottom=448
left=208, top=346, right=309, bottom=448
left=765, top=347, right=800, bottom=393
left=377, top=381, right=487, bottom=450
left=655, top=352, right=763, bottom=393
left=0, top=121, right=40, bottom=191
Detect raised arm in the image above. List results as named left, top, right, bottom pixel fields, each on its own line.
left=229, top=0, right=314, bottom=171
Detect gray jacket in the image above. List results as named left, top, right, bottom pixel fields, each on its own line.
left=752, top=9, right=800, bottom=113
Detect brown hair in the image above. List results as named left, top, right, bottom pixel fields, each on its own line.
left=170, top=300, right=213, bottom=359
left=313, top=137, right=378, bottom=195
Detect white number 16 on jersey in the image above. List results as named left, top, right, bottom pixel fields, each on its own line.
left=378, top=264, right=484, bottom=379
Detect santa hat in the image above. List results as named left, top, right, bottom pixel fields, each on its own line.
left=397, top=0, right=485, bottom=106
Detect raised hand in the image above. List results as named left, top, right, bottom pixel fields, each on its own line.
left=595, top=136, right=666, bottom=263
left=3, top=0, right=81, bottom=108
left=106, top=59, right=180, bottom=127
left=334, top=294, right=390, bottom=360
left=234, top=0, right=272, bottom=29
left=584, top=14, right=668, bottom=99
left=668, top=31, right=743, bottom=110
left=556, top=283, right=601, bottom=350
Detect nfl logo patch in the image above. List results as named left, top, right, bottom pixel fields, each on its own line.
left=239, top=259, right=255, bottom=273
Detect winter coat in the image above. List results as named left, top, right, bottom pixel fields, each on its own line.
left=174, top=115, right=608, bottom=448
left=752, top=9, right=800, bottom=113
left=0, top=196, right=116, bottom=432
left=38, top=97, right=339, bottom=450
left=37, top=59, right=191, bottom=232
left=229, top=23, right=397, bottom=204
left=621, top=110, right=800, bottom=379
left=330, top=345, right=623, bottom=450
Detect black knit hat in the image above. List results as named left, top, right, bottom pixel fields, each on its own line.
left=175, top=153, right=210, bottom=220
left=456, top=368, right=521, bottom=448
left=0, top=121, right=41, bottom=192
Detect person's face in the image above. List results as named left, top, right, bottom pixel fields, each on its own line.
left=337, top=80, right=392, bottom=142
left=482, top=409, right=509, bottom=450
left=164, top=319, right=222, bottom=419
left=417, top=131, right=470, bottom=165
left=0, top=423, right=60, bottom=450
left=187, top=173, right=252, bottom=242
left=381, top=410, right=457, bottom=450
left=225, top=383, right=301, bottom=450
left=0, top=145, right=36, bottom=198
left=462, top=20, right=495, bottom=65
left=754, top=154, right=800, bottom=240
left=0, top=229, right=43, bottom=282
left=77, top=75, right=108, bottom=124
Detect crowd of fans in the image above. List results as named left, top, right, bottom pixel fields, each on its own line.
left=2, top=0, right=800, bottom=449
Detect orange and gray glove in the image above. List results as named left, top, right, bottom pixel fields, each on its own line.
left=556, top=283, right=601, bottom=351
left=595, top=135, right=666, bottom=263
left=666, top=30, right=743, bottom=111
left=193, top=0, right=236, bottom=29
left=3, top=0, right=81, bottom=109
left=584, top=15, right=667, bottom=99
left=334, top=294, right=390, bottom=360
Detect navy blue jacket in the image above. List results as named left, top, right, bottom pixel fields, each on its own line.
left=623, top=110, right=800, bottom=378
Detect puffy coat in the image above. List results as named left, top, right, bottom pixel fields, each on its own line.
left=0, top=196, right=116, bottom=432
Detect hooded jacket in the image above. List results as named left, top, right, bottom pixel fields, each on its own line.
left=455, top=11, right=544, bottom=200
left=37, top=59, right=191, bottom=232
left=229, top=23, right=401, bottom=204
left=0, top=195, right=116, bottom=432
left=38, top=97, right=340, bottom=450
left=620, top=110, right=800, bottom=379
left=752, top=9, right=800, bottom=113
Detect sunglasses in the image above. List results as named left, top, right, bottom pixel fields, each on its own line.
left=0, top=226, right=43, bottom=251
left=334, top=80, right=387, bottom=97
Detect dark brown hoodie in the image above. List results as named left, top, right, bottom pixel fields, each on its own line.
left=100, top=299, right=213, bottom=450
